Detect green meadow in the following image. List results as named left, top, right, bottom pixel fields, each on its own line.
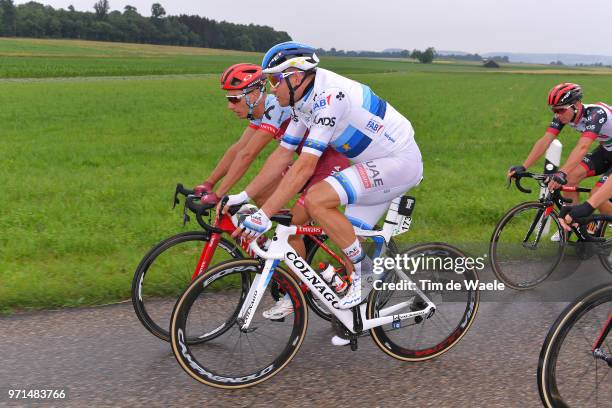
left=1, top=38, right=611, bottom=312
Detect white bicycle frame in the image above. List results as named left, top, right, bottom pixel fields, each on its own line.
left=235, top=196, right=436, bottom=333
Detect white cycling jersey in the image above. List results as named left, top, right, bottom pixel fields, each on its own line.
left=280, top=68, right=420, bottom=162
left=280, top=68, right=423, bottom=228
left=249, top=94, right=292, bottom=140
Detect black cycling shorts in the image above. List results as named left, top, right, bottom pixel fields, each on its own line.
left=580, top=145, right=612, bottom=186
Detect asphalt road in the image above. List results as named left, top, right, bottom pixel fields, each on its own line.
left=1, top=259, right=610, bottom=408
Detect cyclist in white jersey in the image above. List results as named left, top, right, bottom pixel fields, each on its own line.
left=508, top=83, right=612, bottom=213
left=231, top=43, right=423, bottom=327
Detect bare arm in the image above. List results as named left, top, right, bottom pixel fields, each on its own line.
left=205, top=126, right=256, bottom=186
left=214, top=129, right=275, bottom=197
left=259, top=153, right=319, bottom=217
left=559, top=136, right=593, bottom=174
left=522, top=132, right=557, bottom=169
left=244, top=146, right=295, bottom=200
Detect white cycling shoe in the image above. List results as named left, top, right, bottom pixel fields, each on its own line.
left=331, top=335, right=350, bottom=346
left=262, top=297, right=294, bottom=320
left=550, top=231, right=561, bottom=242
left=338, top=274, right=362, bottom=309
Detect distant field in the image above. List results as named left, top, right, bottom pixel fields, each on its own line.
left=1, top=38, right=612, bottom=312
left=3, top=38, right=611, bottom=78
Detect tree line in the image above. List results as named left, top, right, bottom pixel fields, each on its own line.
left=316, top=47, right=437, bottom=63
left=0, top=0, right=291, bottom=51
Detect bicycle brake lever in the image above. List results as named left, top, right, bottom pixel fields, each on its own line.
left=182, top=200, right=190, bottom=225
left=173, top=185, right=181, bottom=209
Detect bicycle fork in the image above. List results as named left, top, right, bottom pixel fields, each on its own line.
left=523, top=206, right=553, bottom=250
left=592, top=313, right=612, bottom=367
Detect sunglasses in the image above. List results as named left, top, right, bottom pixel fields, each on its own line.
left=226, top=89, right=255, bottom=104
left=267, top=71, right=298, bottom=88
left=551, top=105, right=573, bottom=114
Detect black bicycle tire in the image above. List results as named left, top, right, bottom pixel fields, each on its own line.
left=170, top=258, right=308, bottom=389
left=131, top=231, right=245, bottom=343
left=367, top=242, right=480, bottom=361
left=489, top=201, right=565, bottom=290
left=537, top=284, right=612, bottom=408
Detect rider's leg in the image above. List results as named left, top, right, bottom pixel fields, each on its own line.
left=591, top=173, right=612, bottom=215
left=564, top=164, right=588, bottom=204
left=306, top=158, right=423, bottom=309
left=288, top=201, right=310, bottom=258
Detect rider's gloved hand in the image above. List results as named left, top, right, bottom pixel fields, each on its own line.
left=546, top=171, right=567, bottom=190
left=223, top=191, right=250, bottom=214
left=194, top=181, right=213, bottom=196
left=200, top=191, right=219, bottom=205
left=559, top=201, right=595, bottom=222
left=507, top=165, right=526, bottom=178
left=239, top=209, right=272, bottom=241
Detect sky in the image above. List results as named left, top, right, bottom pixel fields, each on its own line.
left=16, top=0, right=612, bottom=56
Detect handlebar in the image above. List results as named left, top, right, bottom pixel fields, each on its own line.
left=510, top=172, right=590, bottom=197
left=173, top=183, right=243, bottom=231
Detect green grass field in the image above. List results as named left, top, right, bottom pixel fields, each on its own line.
left=1, top=38, right=612, bottom=313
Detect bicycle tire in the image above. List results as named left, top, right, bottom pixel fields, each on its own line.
left=490, top=201, right=565, bottom=290
left=131, top=231, right=244, bottom=343
left=368, top=242, right=479, bottom=361
left=538, top=284, right=612, bottom=408
left=595, top=222, right=612, bottom=274
left=170, top=259, right=308, bottom=389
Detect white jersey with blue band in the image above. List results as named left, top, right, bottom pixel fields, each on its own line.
left=280, top=68, right=417, bottom=162
left=249, top=94, right=292, bottom=138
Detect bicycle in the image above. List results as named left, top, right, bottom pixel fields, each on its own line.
left=132, top=184, right=352, bottom=343
left=538, top=215, right=612, bottom=407
left=170, top=195, right=480, bottom=389
left=489, top=172, right=611, bottom=290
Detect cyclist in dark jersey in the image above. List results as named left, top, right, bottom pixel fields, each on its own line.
left=508, top=83, right=612, bottom=211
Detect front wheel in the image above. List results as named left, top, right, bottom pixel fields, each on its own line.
left=538, top=284, right=612, bottom=407
left=131, top=231, right=244, bottom=343
left=490, top=201, right=565, bottom=290
left=368, top=243, right=480, bottom=361
left=170, top=259, right=308, bottom=389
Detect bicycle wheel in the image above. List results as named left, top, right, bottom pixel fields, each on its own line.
left=490, top=201, right=565, bottom=290
left=368, top=243, right=479, bottom=361
left=171, top=259, right=308, bottom=389
left=131, top=231, right=244, bottom=343
left=538, top=284, right=612, bottom=408
left=595, top=222, right=612, bottom=274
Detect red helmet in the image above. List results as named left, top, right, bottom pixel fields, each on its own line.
left=547, top=83, right=583, bottom=106
left=220, top=63, right=264, bottom=91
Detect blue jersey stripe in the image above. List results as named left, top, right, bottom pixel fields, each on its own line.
left=303, top=139, right=327, bottom=152
left=332, top=125, right=372, bottom=158
left=346, top=215, right=373, bottom=230
left=281, top=134, right=303, bottom=146
left=332, top=173, right=357, bottom=204
left=361, top=84, right=387, bottom=119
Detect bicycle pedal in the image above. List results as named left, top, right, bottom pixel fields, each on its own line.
left=350, top=337, right=358, bottom=351
left=270, top=317, right=285, bottom=323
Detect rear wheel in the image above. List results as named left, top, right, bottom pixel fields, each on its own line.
left=368, top=243, right=479, bottom=361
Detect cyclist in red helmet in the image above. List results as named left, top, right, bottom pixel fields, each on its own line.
left=195, top=63, right=350, bottom=316
left=508, top=83, right=612, bottom=209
